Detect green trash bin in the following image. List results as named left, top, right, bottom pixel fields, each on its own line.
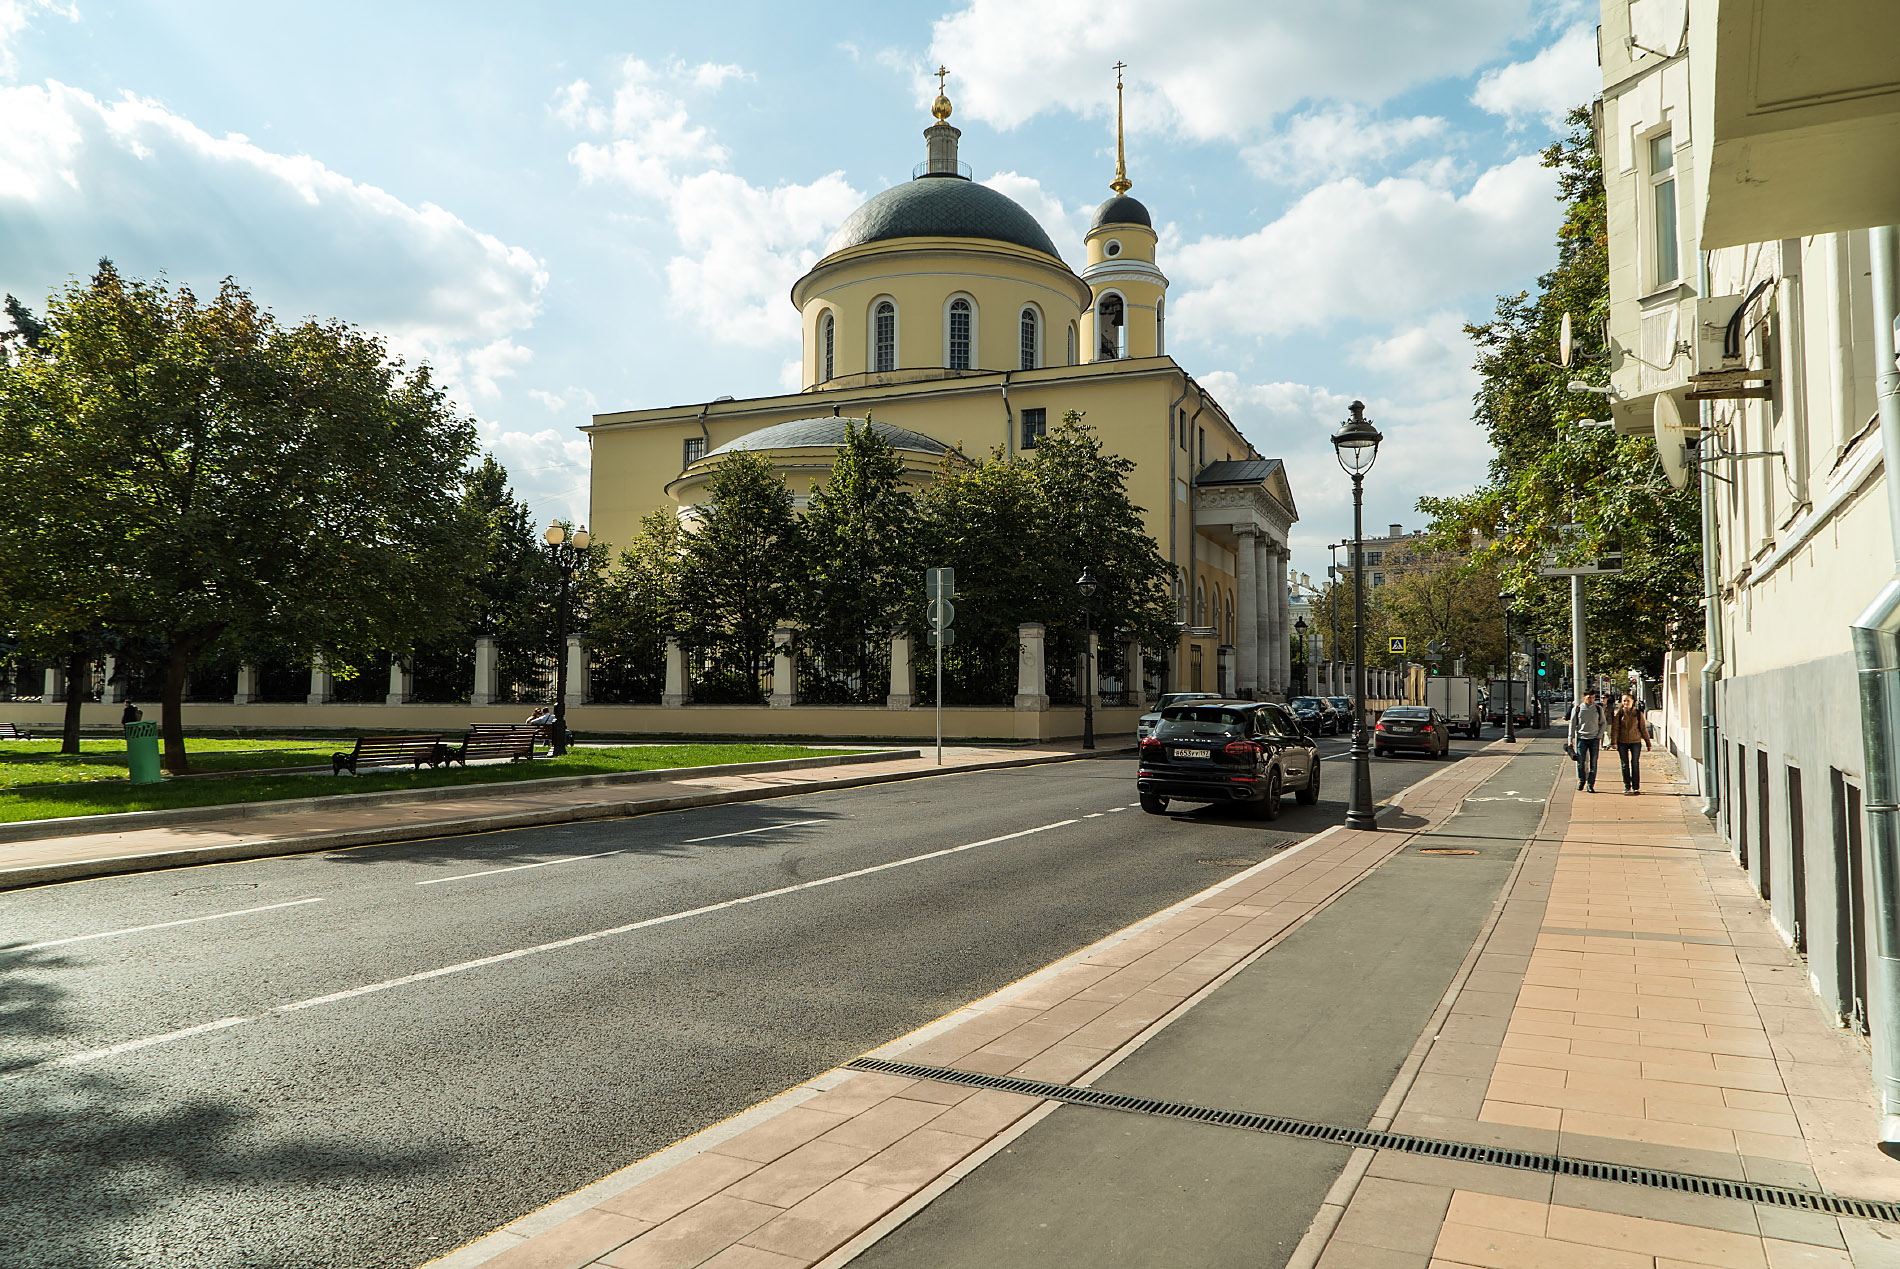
left=125, top=719, right=162, bottom=785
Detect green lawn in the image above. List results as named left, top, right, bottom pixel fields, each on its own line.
left=0, top=742, right=858, bottom=824
left=0, top=738, right=337, bottom=788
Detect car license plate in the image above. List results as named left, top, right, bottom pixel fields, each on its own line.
left=1390, top=724, right=1415, bottom=733
left=1174, top=747, right=1210, bottom=760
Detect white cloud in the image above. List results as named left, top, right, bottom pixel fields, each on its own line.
left=981, top=171, right=1089, bottom=261
left=0, top=0, right=74, bottom=79
left=684, top=60, right=747, bottom=91
left=479, top=419, right=591, bottom=524
left=1242, top=108, right=1449, bottom=184
left=1471, top=26, right=1600, bottom=129
left=529, top=385, right=600, bottom=414
left=1171, top=155, right=1557, bottom=340
left=560, top=58, right=863, bottom=347
left=1349, top=312, right=1480, bottom=403
left=930, top=0, right=1529, bottom=142
left=0, top=81, right=546, bottom=379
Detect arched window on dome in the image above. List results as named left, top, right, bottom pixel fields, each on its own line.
left=1018, top=306, right=1039, bottom=370
left=1067, top=323, right=1077, bottom=366
left=821, top=311, right=835, bottom=382
left=872, top=299, right=896, bottom=374
left=946, top=295, right=973, bottom=370
left=1096, top=292, right=1126, bottom=360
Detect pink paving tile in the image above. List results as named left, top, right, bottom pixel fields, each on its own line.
left=603, top=1194, right=781, bottom=1269
left=815, top=1097, right=948, bottom=1153
left=479, top=1210, right=652, bottom=1269
left=600, top=1152, right=766, bottom=1224
left=705, top=1109, right=853, bottom=1167
left=841, top=1126, right=986, bottom=1191
left=724, top=1139, right=878, bottom=1209
left=738, top=1178, right=909, bottom=1262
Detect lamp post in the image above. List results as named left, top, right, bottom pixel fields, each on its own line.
left=544, top=520, right=591, bottom=757
left=1077, top=567, right=1098, bottom=751
left=1500, top=591, right=1517, bottom=745
left=1294, top=615, right=1309, bottom=693
left=1332, top=401, right=1383, bottom=831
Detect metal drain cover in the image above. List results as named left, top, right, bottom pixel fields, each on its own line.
left=1418, top=848, right=1478, bottom=856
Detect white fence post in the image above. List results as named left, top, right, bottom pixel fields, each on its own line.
left=472, top=637, right=499, bottom=706
left=663, top=636, right=690, bottom=707
left=565, top=636, right=590, bottom=708
left=1014, top=623, right=1049, bottom=711
left=888, top=631, right=916, bottom=708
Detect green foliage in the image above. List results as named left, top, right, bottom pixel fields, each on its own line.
left=1418, top=106, right=1703, bottom=675
left=590, top=510, right=686, bottom=702
left=678, top=450, right=801, bottom=702
left=0, top=262, right=479, bottom=770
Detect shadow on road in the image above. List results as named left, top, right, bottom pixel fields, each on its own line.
left=0, top=944, right=455, bottom=1269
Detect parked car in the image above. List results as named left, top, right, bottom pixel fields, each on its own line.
left=1327, top=696, right=1355, bottom=732
left=1289, top=696, right=1340, bottom=735
left=1373, top=705, right=1452, bottom=758
left=1135, top=691, right=1223, bottom=742
left=1137, top=700, right=1321, bottom=819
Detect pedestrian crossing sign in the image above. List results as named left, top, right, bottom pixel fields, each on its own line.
left=1389, top=637, right=1407, bottom=654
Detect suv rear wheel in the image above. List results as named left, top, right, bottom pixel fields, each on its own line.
left=1250, top=772, right=1282, bottom=820
left=1296, top=761, right=1320, bottom=805
left=1140, top=793, right=1170, bottom=815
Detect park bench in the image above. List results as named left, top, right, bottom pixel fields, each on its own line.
left=0, top=723, right=32, bottom=741
left=331, top=734, right=447, bottom=776
left=446, top=723, right=544, bottom=767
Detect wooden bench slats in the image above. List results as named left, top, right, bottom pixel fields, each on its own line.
left=332, top=734, right=446, bottom=776
left=0, top=723, right=31, bottom=741
left=447, top=724, right=544, bottom=767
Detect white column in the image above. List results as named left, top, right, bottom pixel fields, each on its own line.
left=99, top=657, right=122, bottom=705
left=1014, top=623, right=1049, bottom=711
left=472, top=637, right=499, bottom=706
left=564, top=636, right=589, bottom=708
left=1254, top=539, right=1276, bottom=697
left=42, top=666, right=63, bottom=702
left=307, top=655, right=334, bottom=705
left=1086, top=629, right=1100, bottom=705
left=385, top=659, right=414, bottom=706
left=770, top=628, right=796, bottom=708
left=1234, top=526, right=1260, bottom=696
left=234, top=664, right=259, bottom=705
left=1218, top=645, right=1236, bottom=696
left=662, top=636, right=690, bottom=706
left=888, top=631, right=916, bottom=708
left=1272, top=548, right=1291, bottom=697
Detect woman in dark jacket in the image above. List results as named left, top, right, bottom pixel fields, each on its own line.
left=1611, top=693, right=1650, bottom=793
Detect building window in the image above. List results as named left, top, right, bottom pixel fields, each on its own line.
left=1019, top=307, right=1039, bottom=369
left=1196, top=580, right=1206, bottom=627
left=1157, top=296, right=1165, bottom=356
left=1649, top=132, right=1679, bottom=288
left=1105, top=239, right=1122, bottom=258
left=1097, top=293, right=1125, bottom=360
left=683, top=436, right=706, bottom=466
left=1366, top=551, right=1383, bottom=566
left=1179, top=409, right=1188, bottom=451
left=821, top=312, right=835, bottom=382
left=874, top=300, right=896, bottom=373
left=1197, top=426, right=1205, bottom=468
left=948, top=297, right=972, bottom=370
left=1021, top=406, right=1047, bottom=450
left=1066, top=323, right=1077, bottom=365
left=1372, top=573, right=1385, bottom=588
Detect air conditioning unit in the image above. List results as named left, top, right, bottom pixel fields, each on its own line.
left=1690, top=294, right=1749, bottom=377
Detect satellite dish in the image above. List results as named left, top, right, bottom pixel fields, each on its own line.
left=1654, top=392, right=1694, bottom=490
left=1559, top=312, right=1573, bottom=368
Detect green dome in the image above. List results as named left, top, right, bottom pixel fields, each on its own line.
left=708, top=417, right=949, bottom=458
left=826, top=177, right=1063, bottom=261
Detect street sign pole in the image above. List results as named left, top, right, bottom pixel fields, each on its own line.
left=926, top=569, right=956, bottom=766
left=1571, top=574, right=1588, bottom=713
left=935, top=632, right=943, bottom=766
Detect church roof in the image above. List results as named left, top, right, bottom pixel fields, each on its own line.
left=826, top=177, right=1063, bottom=261
left=707, top=417, right=951, bottom=458
left=1091, top=194, right=1152, bottom=230
left=1193, top=458, right=1283, bottom=486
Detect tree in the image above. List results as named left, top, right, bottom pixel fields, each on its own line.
left=1376, top=553, right=1508, bottom=678
left=1417, top=106, right=1703, bottom=678
left=590, top=511, right=686, bottom=702
left=677, top=450, right=801, bottom=702
left=791, top=420, right=922, bottom=701
left=0, top=263, right=478, bottom=772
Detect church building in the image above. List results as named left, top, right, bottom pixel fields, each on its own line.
left=585, top=75, right=1300, bottom=698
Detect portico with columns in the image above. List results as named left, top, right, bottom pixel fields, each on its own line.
left=1191, top=459, right=1298, bottom=702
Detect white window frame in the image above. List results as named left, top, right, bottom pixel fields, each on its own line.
left=820, top=310, right=836, bottom=382
left=1643, top=127, right=1681, bottom=292
left=869, top=297, right=898, bottom=374
left=1017, top=304, right=1041, bottom=370
left=942, top=292, right=977, bottom=370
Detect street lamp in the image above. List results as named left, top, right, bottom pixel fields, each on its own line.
left=544, top=520, right=591, bottom=757
left=1500, top=591, right=1517, bottom=745
left=1294, top=615, right=1308, bottom=694
left=1077, top=567, right=1098, bottom=751
left=1332, top=401, right=1383, bottom=832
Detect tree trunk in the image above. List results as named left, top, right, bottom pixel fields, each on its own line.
left=61, top=644, right=86, bottom=755
left=161, top=644, right=193, bottom=774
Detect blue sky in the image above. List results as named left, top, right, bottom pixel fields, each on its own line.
left=0, top=0, right=1598, bottom=581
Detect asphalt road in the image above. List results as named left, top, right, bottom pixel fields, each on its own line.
left=0, top=735, right=1489, bottom=1269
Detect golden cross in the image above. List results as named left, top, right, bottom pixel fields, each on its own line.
left=1112, top=60, right=1126, bottom=87
left=936, top=65, right=949, bottom=94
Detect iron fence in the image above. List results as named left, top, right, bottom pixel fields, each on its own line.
left=689, top=643, right=772, bottom=704
left=590, top=641, right=663, bottom=704
left=916, top=638, right=1014, bottom=706
left=798, top=638, right=892, bottom=705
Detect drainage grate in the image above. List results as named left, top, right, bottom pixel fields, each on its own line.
left=844, top=1057, right=1900, bottom=1224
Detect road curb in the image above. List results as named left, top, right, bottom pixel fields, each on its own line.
left=0, top=748, right=1125, bottom=891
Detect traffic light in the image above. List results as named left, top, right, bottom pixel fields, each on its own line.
left=1536, top=652, right=1549, bottom=678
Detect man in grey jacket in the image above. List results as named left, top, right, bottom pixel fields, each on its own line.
left=1568, top=690, right=1607, bottom=792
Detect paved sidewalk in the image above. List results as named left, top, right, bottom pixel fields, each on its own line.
left=428, top=748, right=1514, bottom=1269
left=0, top=741, right=1112, bottom=890
left=1309, top=744, right=1900, bottom=1268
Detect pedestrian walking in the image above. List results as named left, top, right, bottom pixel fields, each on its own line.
left=1612, top=692, right=1650, bottom=793
left=120, top=700, right=142, bottom=725
left=1567, top=690, right=1606, bottom=792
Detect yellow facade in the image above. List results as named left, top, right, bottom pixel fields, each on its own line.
left=583, top=86, right=1300, bottom=697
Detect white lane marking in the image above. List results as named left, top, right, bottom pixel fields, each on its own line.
left=1083, top=813, right=1103, bottom=818
left=14, top=898, right=327, bottom=951
left=682, top=818, right=826, bottom=844
left=25, top=1017, right=248, bottom=1072
left=417, top=849, right=627, bottom=886
left=5, top=818, right=1078, bottom=1078
left=1107, top=807, right=1125, bottom=813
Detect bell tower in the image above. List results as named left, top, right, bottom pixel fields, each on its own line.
left=1083, top=62, right=1167, bottom=362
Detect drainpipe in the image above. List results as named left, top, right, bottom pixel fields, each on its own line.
left=1168, top=380, right=1189, bottom=605
left=1697, top=249, right=1723, bottom=821
left=1001, top=370, right=1015, bottom=460
left=1849, top=224, right=1900, bottom=1146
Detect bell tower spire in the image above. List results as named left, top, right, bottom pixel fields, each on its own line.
left=1110, top=61, right=1132, bottom=195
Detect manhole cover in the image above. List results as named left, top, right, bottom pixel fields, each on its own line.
left=1198, top=858, right=1259, bottom=867
left=170, top=882, right=261, bottom=896
left=1417, top=848, right=1478, bottom=856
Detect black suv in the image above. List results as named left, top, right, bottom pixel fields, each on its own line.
left=1137, top=700, right=1321, bottom=819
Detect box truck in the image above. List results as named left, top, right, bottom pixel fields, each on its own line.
left=1485, top=678, right=1531, bottom=727
left=1425, top=677, right=1482, bottom=738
